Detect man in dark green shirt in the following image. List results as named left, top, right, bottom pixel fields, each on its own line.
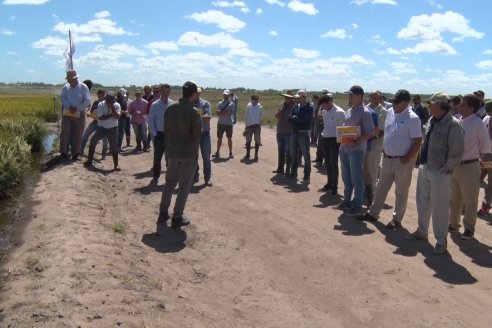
left=158, top=81, right=201, bottom=229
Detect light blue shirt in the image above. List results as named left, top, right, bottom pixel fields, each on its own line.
left=61, top=81, right=91, bottom=112
left=149, top=98, right=173, bottom=136
left=194, top=98, right=212, bottom=132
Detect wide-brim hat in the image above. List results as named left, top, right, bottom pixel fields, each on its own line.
left=65, top=70, right=78, bottom=80
left=280, top=90, right=295, bottom=98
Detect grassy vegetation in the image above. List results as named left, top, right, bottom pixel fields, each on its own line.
left=0, top=93, right=59, bottom=198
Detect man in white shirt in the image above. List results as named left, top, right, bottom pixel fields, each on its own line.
left=243, top=94, right=263, bottom=161
left=449, top=94, right=491, bottom=240
left=358, top=89, right=422, bottom=229
left=318, top=94, right=345, bottom=195
left=84, top=92, right=121, bottom=171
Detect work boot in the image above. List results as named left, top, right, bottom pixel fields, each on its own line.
left=272, top=152, right=285, bottom=173
left=254, top=144, right=260, bottom=161
left=112, top=153, right=121, bottom=171
left=244, top=143, right=251, bottom=159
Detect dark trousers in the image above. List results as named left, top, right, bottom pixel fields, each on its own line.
left=87, top=127, right=119, bottom=167
left=322, top=137, right=340, bottom=189
left=153, top=132, right=166, bottom=178
left=290, top=132, right=311, bottom=177
left=315, top=131, right=324, bottom=162
left=118, top=116, right=131, bottom=148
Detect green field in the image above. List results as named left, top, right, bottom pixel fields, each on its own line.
left=0, top=93, right=58, bottom=198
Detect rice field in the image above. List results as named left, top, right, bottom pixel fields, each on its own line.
left=0, top=94, right=58, bottom=198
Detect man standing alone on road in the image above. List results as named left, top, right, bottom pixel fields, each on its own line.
left=158, top=81, right=201, bottom=229
left=213, top=90, right=234, bottom=159
left=60, top=70, right=91, bottom=160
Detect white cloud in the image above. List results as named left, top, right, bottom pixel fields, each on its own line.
left=370, top=34, right=386, bottom=45
left=351, top=0, right=397, bottom=5
left=401, top=40, right=456, bottom=55
left=178, top=31, right=248, bottom=49
left=353, top=23, right=358, bottom=29
left=398, top=11, right=483, bottom=42
left=269, top=30, right=278, bottom=36
left=483, top=49, right=492, bottom=55
left=31, top=36, right=66, bottom=56
left=212, top=1, right=250, bottom=13
left=226, top=48, right=268, bottom=58
left=76, top=44, right=145, bottom=69
left=265, top=0, right=285, bottom=7
left=3, top=0, right=49, bottom=4
left=94, top=11, right=110, bottom=19
left=186, top=10, right=246, bottom=33
left=287, top=0, right=318, bottom=15
left=256, top=8, right=263, bottom=14
left=476, top=60, right=492, bottom=70
left=391, top=61, right=417, bottom=74
left=1, top=29, right=15, bottom=36
left=10, top=15, right=16, bottom=20
left=145, top=41, right=178, bottom=54
left=427, top=0, right=442, bottom=9
left=321, top=29, right=349, bottom=39
left=373, top=0, right=397, bottom=5
left=386, top=47, right=401, bottom=55
left=53, top=11, right=130, bottom=37
left=292, top=48, right=320, bottom=59
left=330, top=55, right=375, bottom=66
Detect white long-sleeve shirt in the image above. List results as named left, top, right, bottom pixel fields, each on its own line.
left=244, top=102, right=263, bottom=126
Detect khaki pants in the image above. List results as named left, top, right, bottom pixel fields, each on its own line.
left=59, top=113, right=85, bottom=156
left=368, top=156, right=414, bottom=222
left=416, top=166, right=451, bottom=245
left=363, top=147, right=382, bottom=187
left=449, top=161, right=481, bottom=232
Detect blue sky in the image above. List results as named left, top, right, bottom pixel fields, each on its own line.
left=1, top=0, right=492, bottom=95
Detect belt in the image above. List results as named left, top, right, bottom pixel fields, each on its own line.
left=297, top=130, right=310, bottom=133
left=384, top=153, right=402, bottom=159
left=461, top=158, right=479, bottom=165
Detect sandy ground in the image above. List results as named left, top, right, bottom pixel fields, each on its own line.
left=0, top=117, right=492, bottom=328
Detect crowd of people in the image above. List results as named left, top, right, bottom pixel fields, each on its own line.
left=59, top=69, right=492, bottom=255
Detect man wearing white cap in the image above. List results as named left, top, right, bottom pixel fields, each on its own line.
left=60, top=70, right=91, bottom=160
left=213, top=89, right=235, bottom=159
left=406, top=93, right=464, bottom=255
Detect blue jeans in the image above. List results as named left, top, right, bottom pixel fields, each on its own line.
left=81, top=120, right=108, bottom=155
left=276, top=133, right=291, bottom=158
left=196, top=131, right=211, bottom=181
left=340, top=149, right=365, bottom=209
left=290, top=132, right=311, bottom=177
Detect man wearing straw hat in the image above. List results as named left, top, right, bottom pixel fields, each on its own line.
left=60, top=70, right=91, bottom=160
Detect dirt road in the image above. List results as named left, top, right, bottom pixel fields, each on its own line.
left=1, top=118, right=491, bottom=327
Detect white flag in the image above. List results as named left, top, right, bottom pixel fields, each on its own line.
left=64, top=30, right=75, bottom=71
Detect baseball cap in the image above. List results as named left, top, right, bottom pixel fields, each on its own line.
left=473, top=90, right=485, bottom=98
left=105, top=91, right=115, bottom=103
left=296, top=89, right=307, bottom=97
left=182, top=81, right=198, bottom=94
left=321, top=88, right=330, bottom=94
left=346, top=85, right=364, bottom=96
left=223, top=89, right=230, bottom=95
left=426, top=92, right=450, bottom=104
left=119, top=88, right=126, bottom=96
left=197, top=87, right=202, bottom=93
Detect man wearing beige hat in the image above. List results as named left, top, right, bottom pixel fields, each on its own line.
left=60, top=70, right=91, bottom=160
left=448, top=94, right=491, bottom=240
left=273, top=90, right=295, bottom=174
left=405, top=93, right=464, bottom=255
